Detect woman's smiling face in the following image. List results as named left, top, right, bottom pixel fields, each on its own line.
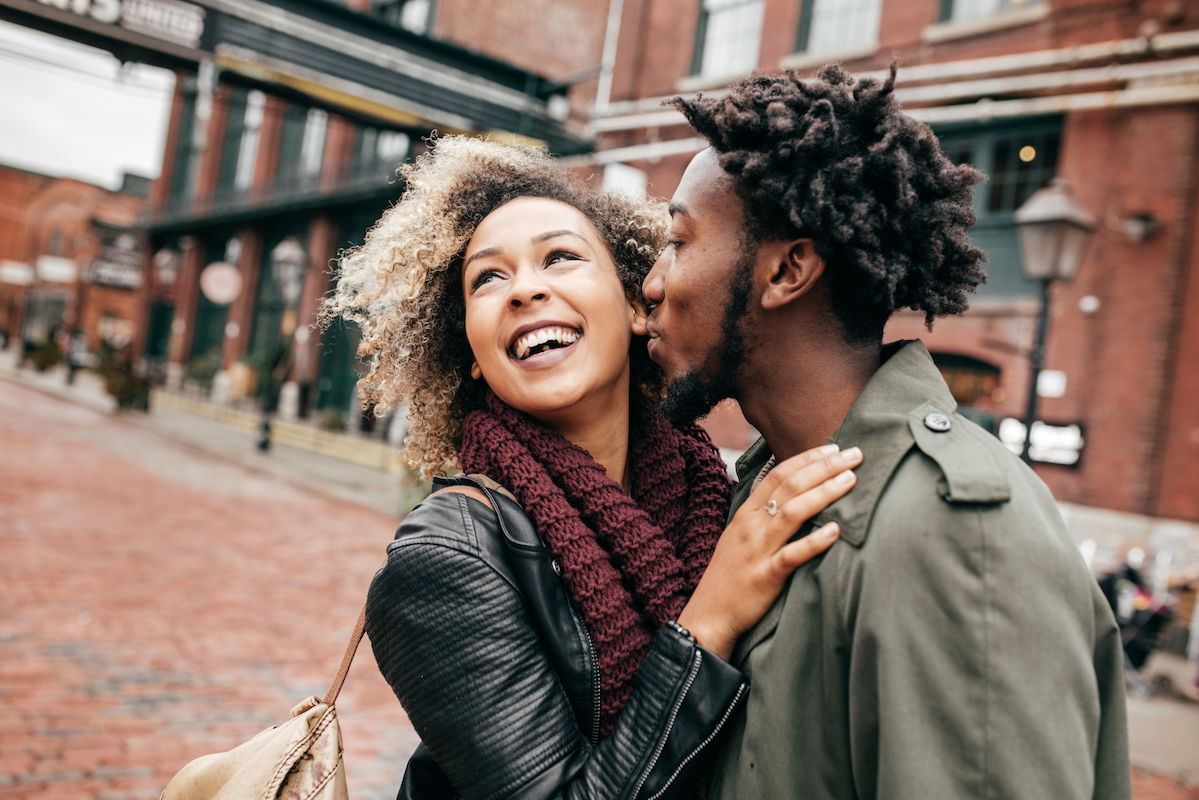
left=462, top=196, right=641, bottom=425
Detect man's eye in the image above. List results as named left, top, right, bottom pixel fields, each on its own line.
left=666, top=239, right=684, bottom=250
left=546, top=250, right=581, bottom=266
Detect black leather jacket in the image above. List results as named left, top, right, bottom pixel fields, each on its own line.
left=366, top=475, right=748, bottom=800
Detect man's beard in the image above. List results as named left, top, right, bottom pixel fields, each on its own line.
left=661, top=256, right=753, bottom=426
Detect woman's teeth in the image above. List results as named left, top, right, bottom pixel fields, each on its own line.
left=513, top=326, right=581, bottom=360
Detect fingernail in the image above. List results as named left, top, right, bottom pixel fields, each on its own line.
left=834, top=470, right=855, bottom=485
left=819, top=522, right=840, bottom=539
left=840, top=446, right=862, bottom=461
left=818, top=443, right=840, bottom=455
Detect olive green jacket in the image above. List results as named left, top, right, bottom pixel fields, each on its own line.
left=709, top=341, right=1130, bottom=800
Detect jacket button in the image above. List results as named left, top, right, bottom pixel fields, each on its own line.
left=924, top=412, right=952, bottom=432
left=551, top=559, right=562, bottom=575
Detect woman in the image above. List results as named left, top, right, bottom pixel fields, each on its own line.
left=325, top=136, right=861, bottom=799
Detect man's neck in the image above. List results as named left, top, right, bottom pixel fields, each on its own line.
left=739, top=336, right=881, bottom=463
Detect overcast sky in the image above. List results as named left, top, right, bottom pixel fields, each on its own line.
left=0, top=20, right=173, bottom=190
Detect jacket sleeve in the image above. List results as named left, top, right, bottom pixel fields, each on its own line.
left=843, top=488, right=1131, bottom=800
left=365, top=493, right=747, bottom=800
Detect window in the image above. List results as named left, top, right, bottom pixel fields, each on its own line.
left=299, top=109, right=328, bottom=179
left=985, top=129, right=1059, bottom=213
left=937, top=119, right=1062, bottom=299
left=943, top=0, right=1044, bottom=24
left=206, top=86, right=271, bottom=199
left=796, top=0, right=882, bottom=55
left=602, top=164, right=648, bottom=199
left=168, top=81, right=198, bottom=208
left=348, top=126, right=411, bottom=183
left=375, top=0, right=433, bottom=34
left=692, top=0, right=765, bottom=78
left=233, top=90, right=266, bottom=191
left=931, top=352, right=1001, bottom=433
left=276, top=107, right=329, bottom=193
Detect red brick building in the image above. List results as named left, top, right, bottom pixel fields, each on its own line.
left=583, top=0, right=1199, bottom=570
left=0, top=163, right=147, bottom=357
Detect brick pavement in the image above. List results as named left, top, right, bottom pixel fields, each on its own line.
left=0, top=379, right=416, bottom=799
left=2, top=374, right=1198, bottom=799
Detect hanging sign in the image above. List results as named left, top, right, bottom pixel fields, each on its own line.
left=199, top=261, right=241, bottom=305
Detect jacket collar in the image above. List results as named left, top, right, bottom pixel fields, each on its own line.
left=735, top=340, right=957, bottom=547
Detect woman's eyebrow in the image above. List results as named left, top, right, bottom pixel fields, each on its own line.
left=464, top=246, right=502, bottom=269
left=532, top=229, right=588, bottom=245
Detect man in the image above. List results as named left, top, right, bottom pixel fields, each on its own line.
left=643, top=65, right=1129, bottom=798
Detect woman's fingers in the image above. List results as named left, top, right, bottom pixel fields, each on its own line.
left=752, top=443, right=840, bottom=501
left=757, top=445, right=862, bottom=503
left=772, top=467, right=857, bottom=530
left=772, top=522, right=840, bottom=575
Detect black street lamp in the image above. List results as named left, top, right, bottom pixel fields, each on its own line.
left=257, top=237, right=308, bottom=452
left=1013, top=178, right=1096, bottom=464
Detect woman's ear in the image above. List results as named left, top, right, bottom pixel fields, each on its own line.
left=628, top=293, right=649, bottom=336
left=470, top=362, right=482, bottom=380
left=760, top=239, right=825, bottom=311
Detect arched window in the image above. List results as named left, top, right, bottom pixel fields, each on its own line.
left=931, top=352, right=1002, bottom=433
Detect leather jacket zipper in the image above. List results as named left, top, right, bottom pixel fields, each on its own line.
left=629, top=650, right=702, bottom=800
left=580, top=621, right=601, bottom=745
left=643, top=682, right=747, bottom=800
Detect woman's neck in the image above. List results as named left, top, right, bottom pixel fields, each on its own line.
left=551, top=405, right=632, bottom=489
left=541, top=393, right=637, bottom=489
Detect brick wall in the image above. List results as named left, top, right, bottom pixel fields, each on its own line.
left=431, top=0, right=609, bottom=124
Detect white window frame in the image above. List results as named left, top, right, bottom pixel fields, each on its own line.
left=694, top=0, right=765, bottom=79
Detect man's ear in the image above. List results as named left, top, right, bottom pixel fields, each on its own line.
left=628, top=292, right=649, bottom=336
left=760, top=239, right=825, bottom=311
left=470, top=362, right=482, bottom=380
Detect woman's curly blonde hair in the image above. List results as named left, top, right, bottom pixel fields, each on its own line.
left=322, top=136, right=669, bottom=476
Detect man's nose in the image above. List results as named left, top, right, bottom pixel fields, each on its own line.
left=643, top=254, right=667, bottom=304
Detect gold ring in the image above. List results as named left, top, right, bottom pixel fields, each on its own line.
left=763, top=499, right=779, bottom=516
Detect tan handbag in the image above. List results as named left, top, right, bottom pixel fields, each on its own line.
left=160, top=608, right=367, bottom=800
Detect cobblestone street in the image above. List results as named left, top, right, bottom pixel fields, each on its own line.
left=2, top=374, right=1198, bottom=800
left=0, top=379, right=415, bottom=799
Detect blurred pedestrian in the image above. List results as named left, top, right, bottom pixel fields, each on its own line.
left=65, top=328, right=88, bottom=385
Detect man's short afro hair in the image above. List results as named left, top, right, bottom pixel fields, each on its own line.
left=671, top=64, right=986, bottom=341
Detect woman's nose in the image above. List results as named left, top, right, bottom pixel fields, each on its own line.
left=507, top=271, right=550, bottom=308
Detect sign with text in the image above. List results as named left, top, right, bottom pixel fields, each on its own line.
left=998, top=418, right=1085, bottom=467
left=34, top=0, right=205, bottom=48
left=87, top=233, right=143, bottom=290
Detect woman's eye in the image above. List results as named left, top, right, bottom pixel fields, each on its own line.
left=666, top=239, right=683, bottom=251
left=471, top=269, right=501, bottom=290
left=546, top=250, right=581, bottom=266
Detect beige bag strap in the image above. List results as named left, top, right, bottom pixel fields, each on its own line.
left=323, top=604, right=367, bottom=706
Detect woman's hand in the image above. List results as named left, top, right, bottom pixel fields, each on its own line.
left=676, top=443, right=862, bottom=660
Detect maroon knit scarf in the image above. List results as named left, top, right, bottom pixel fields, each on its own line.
left=459, top=390, right=730, bottom=736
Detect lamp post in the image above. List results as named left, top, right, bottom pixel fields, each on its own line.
left=257, top=236, right=308, bottom=452
left=1013, top=178, right=1096, bottom=464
